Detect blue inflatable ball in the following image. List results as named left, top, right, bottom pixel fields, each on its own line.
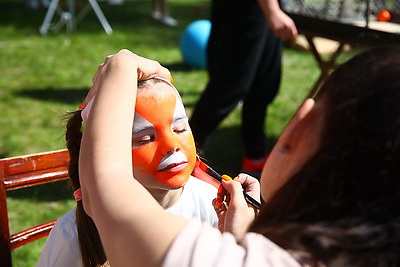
left=180, top=20, right=211, bottom=69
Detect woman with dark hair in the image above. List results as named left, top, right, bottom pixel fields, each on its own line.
left=78, top=47, right=400, bottom=266
left=250, top=46, right=400, bottom=266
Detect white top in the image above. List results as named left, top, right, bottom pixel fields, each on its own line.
left=36, top=176, right=218, bottom=267
left=163, top=220, right=301, bottom=267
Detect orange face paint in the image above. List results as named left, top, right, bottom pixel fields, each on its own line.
left=131, top=86, right=196, bottom=188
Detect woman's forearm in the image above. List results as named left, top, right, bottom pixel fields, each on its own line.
left=79, top=50, right=187, bottom=266
left=80, top=51, right=138, bottom=217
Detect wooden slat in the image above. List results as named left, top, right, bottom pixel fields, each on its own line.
left=4, top=167, right=69, bottom=190
left=287, top=13, right=400, bottom=46
left=0, top=149, right=70, bottom=190
left=0, top=149, right=71, bottom=266
left=0, top=149, right=69, bottom=177
left=10, top=220, right=56, bottom=250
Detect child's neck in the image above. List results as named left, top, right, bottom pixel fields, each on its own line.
left=147, top=187, right=183, bottom=210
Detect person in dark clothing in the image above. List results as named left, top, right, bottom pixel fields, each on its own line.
left=190, top=0, right=297, bottom=174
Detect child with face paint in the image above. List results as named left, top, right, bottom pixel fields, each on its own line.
left=36, top=71, right=218, bottom=267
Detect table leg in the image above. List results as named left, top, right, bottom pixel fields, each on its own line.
left=87, top=0, right=113, bottom=35
left=39, top=0, right=61, bottom=35
left=305, top=35, right=345, bottom=97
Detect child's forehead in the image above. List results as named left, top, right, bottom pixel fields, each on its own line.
left=135, top=84, right=183, bottom=112
left=134, top=87, right=187, bottom=127
left=136, top=93, right=180, bottom=111
left=137, top=82, right=181, bottom=100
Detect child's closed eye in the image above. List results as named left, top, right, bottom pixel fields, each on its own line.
left=173, top=124, right=189, bottom=134
left=132, top=135, right=155, bottom=146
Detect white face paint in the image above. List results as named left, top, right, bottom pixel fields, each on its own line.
left=131, top=99, right=189, bottom=149
left=132, top=112, right=156, bottom=149
left=157, top=151, right=188, bottom=171
left=171, top=101, right=189, bottom=131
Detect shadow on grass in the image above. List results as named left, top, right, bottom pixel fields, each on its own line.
left=7, top=180, right=73, bottom=201
left=15, top=87, right=89, bottom=104
left=163, top=61, right=194, bottom=72
left=14, top=85, right=204, bottom=109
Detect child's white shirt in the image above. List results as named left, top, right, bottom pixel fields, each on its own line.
left=36, top=176, right=218, bottom=267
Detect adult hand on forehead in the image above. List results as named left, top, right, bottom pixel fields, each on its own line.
left=80, top=49, right=171, bottom=110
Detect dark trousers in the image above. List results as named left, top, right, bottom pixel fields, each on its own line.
left=189, top=0, right=282, bottom=159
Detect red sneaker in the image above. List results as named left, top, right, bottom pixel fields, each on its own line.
left=241, top=155, right=269, bottom=173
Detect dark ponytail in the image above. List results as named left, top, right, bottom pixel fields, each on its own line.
left=65, top=110, right=110, bottom=267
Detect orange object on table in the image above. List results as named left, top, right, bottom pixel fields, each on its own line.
left=377, top=10, right=391, bottom=22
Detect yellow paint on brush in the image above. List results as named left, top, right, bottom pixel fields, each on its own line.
left=221, top=174, right=232, bottom=181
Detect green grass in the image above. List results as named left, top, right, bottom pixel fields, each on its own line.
left=7, top=181, right=76, bottom=266
left=0, top=0, right=359, bottom=265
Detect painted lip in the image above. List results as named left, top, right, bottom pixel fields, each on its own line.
left=158, top=161, right=188, bottom=172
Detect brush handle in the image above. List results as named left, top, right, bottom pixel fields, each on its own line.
left=205, top=168, right=222, bottom=182
left=198, top=160, right=261, bottom=209
left=243, top=192, right=261, bottom=210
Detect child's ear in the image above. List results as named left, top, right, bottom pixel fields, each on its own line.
left=276, top=98, right=316, bottom=152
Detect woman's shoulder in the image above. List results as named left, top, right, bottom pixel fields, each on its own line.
left=242, top=232, right=302, bottom=266
left=163, top=220, right=301, bottom=267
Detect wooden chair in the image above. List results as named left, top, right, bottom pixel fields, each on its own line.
left=0, top=149, right=70, bottom=267
left=0, top=148, right=218, bottom=266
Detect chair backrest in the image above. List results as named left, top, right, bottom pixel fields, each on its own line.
left=0, top=149, right=70, bottom=267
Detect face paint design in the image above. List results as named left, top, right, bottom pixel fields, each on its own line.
left=131, top=89, right=196, bottom=188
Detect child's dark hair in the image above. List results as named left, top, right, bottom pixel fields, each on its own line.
left=66, top=110, right=109, bottom=267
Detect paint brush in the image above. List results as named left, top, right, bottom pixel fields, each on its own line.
left=197, top=160, right=261, bottom=210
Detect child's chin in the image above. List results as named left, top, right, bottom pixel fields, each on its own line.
left=157, top=174, right=189, bottom=188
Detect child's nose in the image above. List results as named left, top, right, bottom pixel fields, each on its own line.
left=160, top=131, right=180, bottom=155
